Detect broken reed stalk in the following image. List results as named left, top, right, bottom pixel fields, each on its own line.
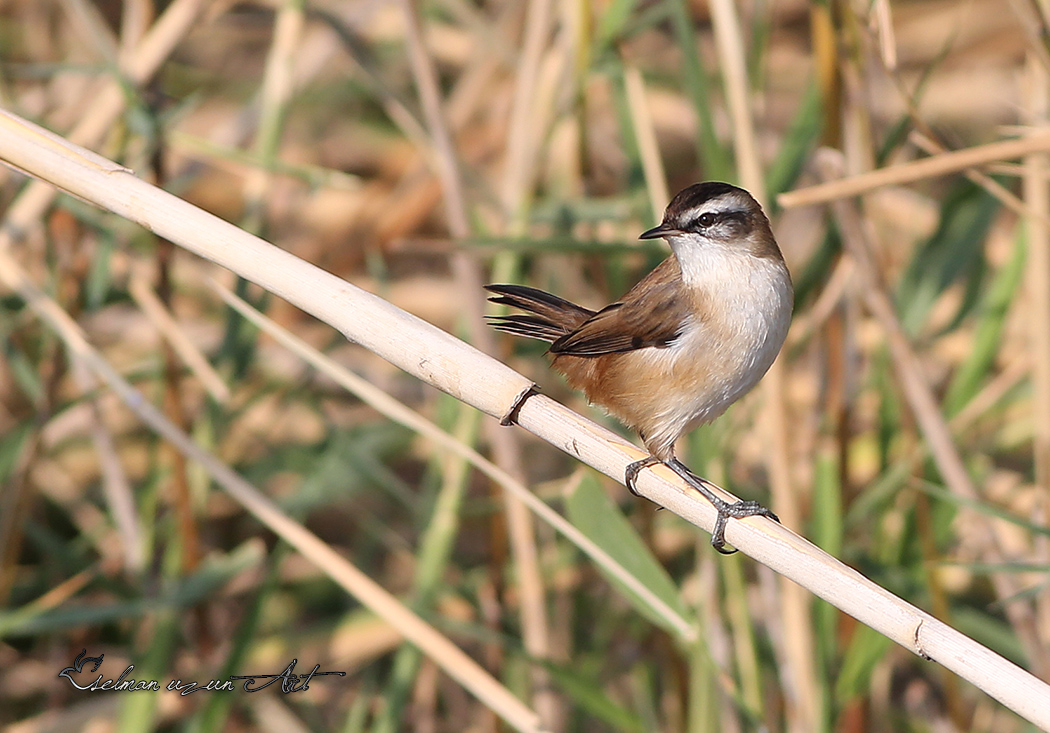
left=778, top=129, right=1050, bottom=208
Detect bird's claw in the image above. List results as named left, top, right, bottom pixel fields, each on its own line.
left=624, top=455, right=661, bottom=497
left=705, top=496, right=780, bottom=554
left=625, top=456, right=779, bottom=554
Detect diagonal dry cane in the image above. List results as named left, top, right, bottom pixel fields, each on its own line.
left=1, top=109, right=1049, bottom=730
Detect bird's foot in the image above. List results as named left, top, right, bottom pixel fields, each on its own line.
left=499, top=384, right=540, bottom=426
left=624, top=455, right=779, bottom=554
left=624, top=455, right=662, bottom=497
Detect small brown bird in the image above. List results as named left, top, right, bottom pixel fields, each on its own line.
left=486, top=182, right=792, bottom=553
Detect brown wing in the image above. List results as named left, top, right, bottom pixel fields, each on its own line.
left=550, top=257, right=690, bottom=356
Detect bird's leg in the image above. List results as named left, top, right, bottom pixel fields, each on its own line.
left=667, top=459, right=779, bottom=553
left=624, top=455, right=779, bottom=554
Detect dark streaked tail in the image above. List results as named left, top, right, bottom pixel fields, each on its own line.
left=485, top=284, right=595, bottom=343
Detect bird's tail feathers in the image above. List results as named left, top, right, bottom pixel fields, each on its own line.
left=485, top=284, right=594, bottom=344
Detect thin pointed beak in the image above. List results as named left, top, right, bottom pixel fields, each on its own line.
left=639, top=223, right=681, bottom=240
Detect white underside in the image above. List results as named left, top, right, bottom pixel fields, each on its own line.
left=637, top=237, right=792, bottom=454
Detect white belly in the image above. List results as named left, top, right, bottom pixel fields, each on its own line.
left=635, top=255, right=792, bottom=455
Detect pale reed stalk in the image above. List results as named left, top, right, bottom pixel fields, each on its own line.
left=1, top=109, right=1049, bottom=729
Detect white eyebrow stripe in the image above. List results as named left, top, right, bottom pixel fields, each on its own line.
left=678, top=199, right=748, bottom=221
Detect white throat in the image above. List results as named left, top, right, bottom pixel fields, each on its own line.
left=667, top=230, right=793, bottom=371
left=667, top=233, right=773, bottom=287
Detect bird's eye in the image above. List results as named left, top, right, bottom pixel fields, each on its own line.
left=697, top=213, right=716, bottom=227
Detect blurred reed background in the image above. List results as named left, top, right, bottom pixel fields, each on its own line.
left=1, top=0, right=1048, bottom=731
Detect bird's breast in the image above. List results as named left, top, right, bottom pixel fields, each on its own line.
left=551, top=256, right=791, bottom=458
